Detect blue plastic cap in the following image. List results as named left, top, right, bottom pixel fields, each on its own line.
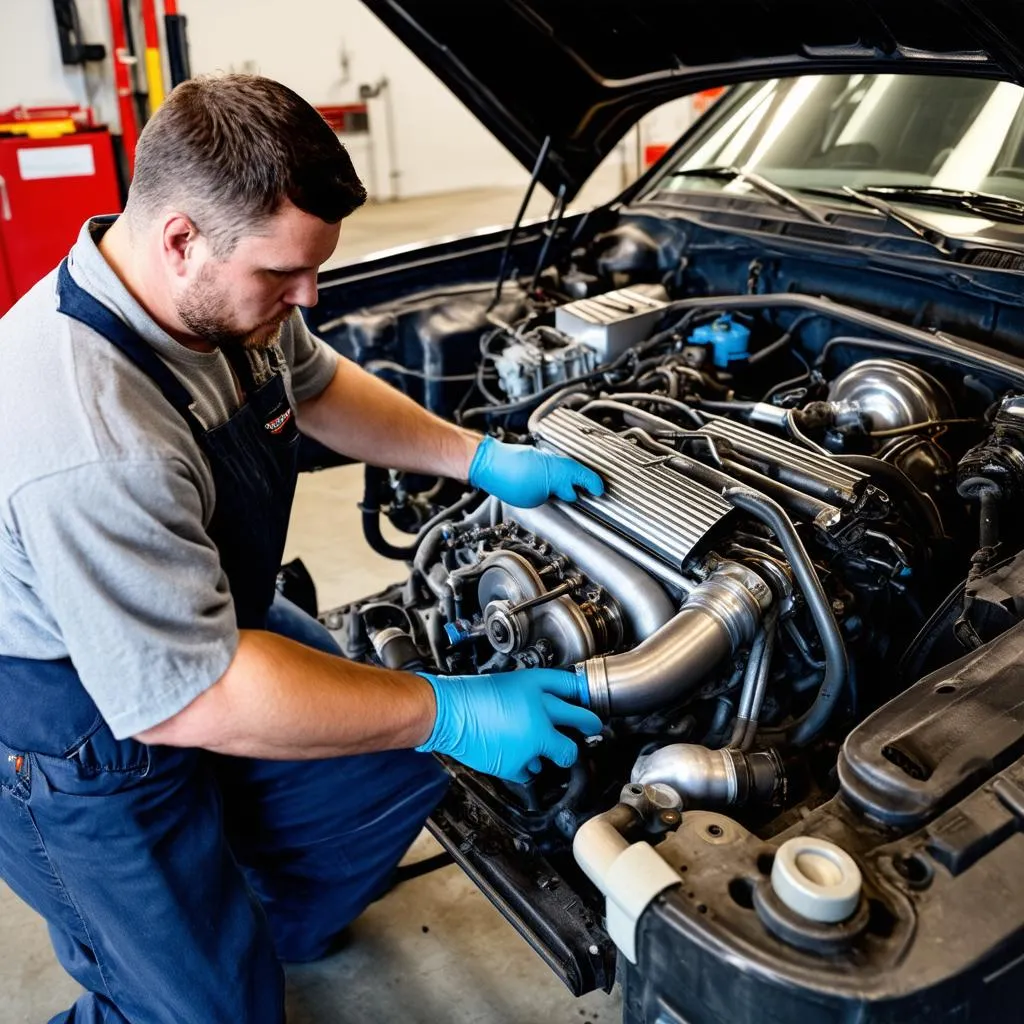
left=690, top=314, right=751, bottom=368
left=440, top=618, right=471, bottom=643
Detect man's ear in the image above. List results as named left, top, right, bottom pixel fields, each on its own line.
left=161, top=214, right=202, bottom=278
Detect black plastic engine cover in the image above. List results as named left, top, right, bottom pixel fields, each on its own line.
left=838, top=618, right=1024, bottom=828
left=624, top=859, right=1024, bottom=1024
left=615, top=617, right=1024, bottom=1024
left=620, top=778, right=1024, bottom=1024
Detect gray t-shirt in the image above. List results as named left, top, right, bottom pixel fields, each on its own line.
left=0, top=218, right=339, bottom=739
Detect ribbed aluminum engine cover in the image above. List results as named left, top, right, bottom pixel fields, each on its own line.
left=699, top=418, right=866, bottom=507
left=534, top=407, right=732, bottom=569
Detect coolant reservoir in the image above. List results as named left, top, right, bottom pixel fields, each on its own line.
left=690, top=314, right=751, bottom=368
left=770, top=836, right=862, bottom=923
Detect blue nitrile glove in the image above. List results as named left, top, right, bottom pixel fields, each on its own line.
left=416, top=668, right=602, bottom=783
left=468, top=435, right=604, bottom=508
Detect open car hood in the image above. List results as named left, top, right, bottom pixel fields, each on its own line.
left=360, top=0, right=1024, bottom=200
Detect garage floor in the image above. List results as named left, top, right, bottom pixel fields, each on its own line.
left=0, top=189, right=624, bottom=1023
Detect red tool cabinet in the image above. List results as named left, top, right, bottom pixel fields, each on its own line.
left=0, top=130, right=122, bottom=315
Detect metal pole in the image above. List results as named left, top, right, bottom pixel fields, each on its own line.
left=106, top=0, right=140, bottom=173
left=121, top=1, right=148, bottom=130
left=140, top=0, right=165, bottom=112
left=382, top=78, right=399, bottom=201
left=163, top=0, right=191, bottom=88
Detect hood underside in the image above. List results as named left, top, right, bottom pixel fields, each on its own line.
left=361, top=0, right=1024, bottom=200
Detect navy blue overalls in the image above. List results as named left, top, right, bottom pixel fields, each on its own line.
left=0, top=260, right=447, bottom=1023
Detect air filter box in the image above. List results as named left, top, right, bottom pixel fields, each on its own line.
left=554, top=285, right=668, bottom=360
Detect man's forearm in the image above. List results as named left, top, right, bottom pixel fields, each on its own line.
left=134, top=629, right=437, bottom=758
left=297, top=357, right=481, bottom=480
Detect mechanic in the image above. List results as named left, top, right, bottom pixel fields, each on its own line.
left=0, top=74, right=603, bottom=1024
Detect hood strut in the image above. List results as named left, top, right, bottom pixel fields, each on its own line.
left=490, top=135, right=551, bottom=312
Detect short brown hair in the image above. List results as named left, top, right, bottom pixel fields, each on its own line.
left=126, top=74, right=367, bottom=254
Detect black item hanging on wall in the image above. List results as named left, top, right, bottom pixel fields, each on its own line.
left=164, top=15, right=192, bottom=87
left=120, top=0, right=150, bottom=131
left=53, top=0, right=106, bottom=65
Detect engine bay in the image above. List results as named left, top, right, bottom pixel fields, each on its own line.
left=314, top=250, right=1024, bottom=1013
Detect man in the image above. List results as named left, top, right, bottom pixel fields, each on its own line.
left=0, top=75, right=603, bottom=1024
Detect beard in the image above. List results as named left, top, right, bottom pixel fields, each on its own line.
left=176, top=264, right=291, bottom=351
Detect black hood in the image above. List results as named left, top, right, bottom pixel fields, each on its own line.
left=361, top=0, right=1024, bottom=200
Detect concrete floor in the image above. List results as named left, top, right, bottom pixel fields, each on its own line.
left=0, top=189, right=624, bottom=1022
left=323, top=186, right=555, bottom=268
left=324, top=162, right=627, bottom=268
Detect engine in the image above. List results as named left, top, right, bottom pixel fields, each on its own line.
left=322, top=283, right=1024, bottom=994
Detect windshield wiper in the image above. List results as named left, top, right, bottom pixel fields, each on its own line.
left=801, top=185, right=952, bottom=254
left=858, top=185, right=1024, bottom=226
left=669, top=166, right=830, bottom=226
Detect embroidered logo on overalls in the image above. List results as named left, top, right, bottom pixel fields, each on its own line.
left=264, top=409, right=293, bottom=434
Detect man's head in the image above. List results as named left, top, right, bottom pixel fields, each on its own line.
left=121, top=74, right=366, bottom=349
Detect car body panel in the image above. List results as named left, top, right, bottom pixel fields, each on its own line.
left=312, top=10, right=1024, bottom=1022
left=360, top=0, right=1024, bottom=198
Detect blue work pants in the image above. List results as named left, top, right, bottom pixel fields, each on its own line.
left=0, top=596, right=447, bottom=1023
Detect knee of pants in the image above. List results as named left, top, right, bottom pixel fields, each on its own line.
left=254, top=758, right=450, bottom=963
left=265, top=592, right=341, bottom=656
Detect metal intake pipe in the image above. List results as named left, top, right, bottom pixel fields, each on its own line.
left=578, top=561, right=771, bottom=717
left=503, top=502, right=676, bottom=641
left=631, top=744, right=785, bottom=807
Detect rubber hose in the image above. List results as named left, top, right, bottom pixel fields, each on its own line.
left=724, top=487, right=848, bottom=747
left=360, top=464, right=418, bottom=561
left=832, top=453, right=945, bottom=541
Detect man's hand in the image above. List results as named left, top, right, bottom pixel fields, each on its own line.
left=416, top=668, right=602, bottom=783
left=468, top=435, right=604, bottom=508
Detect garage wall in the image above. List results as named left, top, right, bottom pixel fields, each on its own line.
left=0, top=0, right=118, bottom=128
left=0, top=1, right=687, bottom=204
left=0, top=0, right=536, bottom=199
left=176, top=0, right=535, bottom=200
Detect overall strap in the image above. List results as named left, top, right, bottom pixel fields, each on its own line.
left=222, top=345, right=262, bottom=397
left=56, top=260, right=202, bottom=434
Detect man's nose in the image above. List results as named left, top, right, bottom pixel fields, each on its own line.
left=284, top=271, right=319, bottom=309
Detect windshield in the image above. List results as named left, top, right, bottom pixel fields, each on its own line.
left=647, top=74, right=1024, bottom=207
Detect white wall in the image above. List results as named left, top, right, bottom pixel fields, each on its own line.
left=0, top=0, right=690, bottom=203
left=0, top=0, right=532, bottom=198
left=0, top=0, right=118, bottom=127
left=176, top=0, right=536, bottom=200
